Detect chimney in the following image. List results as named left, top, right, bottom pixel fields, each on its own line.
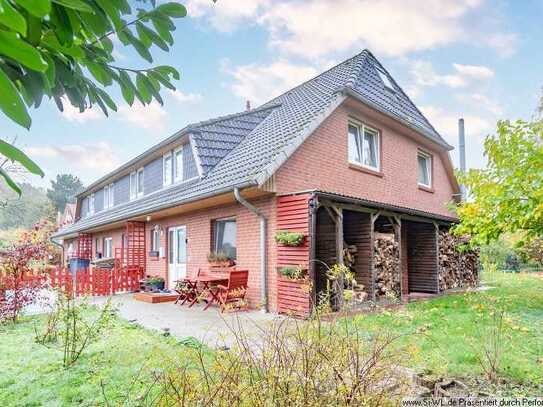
left=458, top=118, right=466, bottom=200
left=246, top=100, right=251, bottom=111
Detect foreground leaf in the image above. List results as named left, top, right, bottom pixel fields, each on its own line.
left=0, top=139, right=44, bottom=176
left=0, top=67, right=31, bottom=129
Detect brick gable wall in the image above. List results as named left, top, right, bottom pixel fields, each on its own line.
left=275, top=103, right=456, bottom=219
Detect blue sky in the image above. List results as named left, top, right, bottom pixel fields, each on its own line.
left=2, top=0, right=542, bottom=189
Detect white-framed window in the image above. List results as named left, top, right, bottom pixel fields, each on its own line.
left=163, top=152, right=172, bottom=186
left=103, top=237, right=113, bottom=258
left=103, top=183, right=114, bottom=209
left=137, top=167, right=144, bottom=197
left=376, top=68, right=395, bottom=91
left=103, top=186, right=109, bottom=209
left=174, top=146, right=184, bottom=182
left=130, top=171, right=137, bottom=200
left=89, top=193, right=95, bottom=215
left=348, top=121, right=380, bottom=171
left=418, top=150, right=432, bottom=188
left=108, top=183, right=114, bottom=207
left=130, top=168, right=144, bottom=199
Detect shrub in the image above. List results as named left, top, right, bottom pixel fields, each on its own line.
left=0, top=221, right=53, bottom=323
left=112, top=315, right=413, bottom=405
left=275, top=231, right=305, bottom=246
left=36, top=291, right=117, bottom=367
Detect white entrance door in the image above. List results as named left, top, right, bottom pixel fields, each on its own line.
left=168, top=225, right=187, bottom=288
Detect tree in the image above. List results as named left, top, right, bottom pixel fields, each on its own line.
left=0, top=0, right=189, bottom=195
left=0, top=180, right=54, bottom=230
left=454, top=120, right=543, bottom=245
left=47, top=174, right=84, bottom=213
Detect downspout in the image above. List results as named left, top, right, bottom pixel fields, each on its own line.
left=234, top=187, right=268, bottom=312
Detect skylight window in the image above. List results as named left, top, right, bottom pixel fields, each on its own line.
left=376, top=68, right=395, bottom=91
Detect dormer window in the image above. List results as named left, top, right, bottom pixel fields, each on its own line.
left=89, top=193, right=95, bottom=215
left=163, top=152, right=172, bottom=186
left=348, top=121, right=380, bottom=171
left=174, top=146, right=184, bottom=182
left=418, top=150, right=432, bottom=188
left=130, top=168, right=144, bottom=200
left=376, top=68, right=395, bottom=91
left=104, top=183, right=114, bottom=209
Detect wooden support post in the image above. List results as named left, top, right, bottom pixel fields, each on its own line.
left=433, top=221, right=440, bottom=294
left=392, top=216, right=403, bottom=301
left=335, top=206, right=344, bottom=310
left=369, top=211, right=381, bottom=302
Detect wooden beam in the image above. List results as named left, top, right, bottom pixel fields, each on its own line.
left=433, top=221, right=440, bottom=294
left=335, top=206, right=344, bottom=310
left=369, top=211, right=381, bottom=302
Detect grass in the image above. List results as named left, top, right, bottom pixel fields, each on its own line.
left=349, top=271, right=543, bottom=385
left=0, top=315, right=205, bottom=406
left=0, top=272, right=541, bottom=405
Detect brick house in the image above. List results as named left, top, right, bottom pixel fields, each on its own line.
left=52, top=50, right=463, bottom=313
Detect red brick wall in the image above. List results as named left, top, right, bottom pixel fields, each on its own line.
left=91, top=228, right=125, bottom=259
left=275, top=104, right=456, bottom=218
left=144, top=196, right=278, bottom=311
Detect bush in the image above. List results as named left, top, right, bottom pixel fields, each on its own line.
left=112, top=315, right=413, bottom=405
left=275, top=231, right=305, bottom=246
left=36, top=292, right=117, bottom=367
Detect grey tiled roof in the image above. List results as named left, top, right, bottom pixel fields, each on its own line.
left=54, top=50, right=451, bottom=238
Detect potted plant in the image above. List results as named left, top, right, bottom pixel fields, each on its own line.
left=275, top=231, right=305, bottom=247
left=145, top=276, right=165, bottom=292
left=207, top=251, right=235, bottom=267
left=276, top=265, right=311, bottom=317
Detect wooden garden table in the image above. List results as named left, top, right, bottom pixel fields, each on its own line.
left=196, top=275, right=229, bottom=310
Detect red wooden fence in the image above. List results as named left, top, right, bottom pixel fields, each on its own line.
left=49, top=266, right=143, bottom=297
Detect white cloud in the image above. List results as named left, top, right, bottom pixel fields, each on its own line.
left=421, top=105, right=492, bottom=143
left=187, top=0, right=516, bottom=59
left=223, top=59, right=319, bottom=105
left=186, top=0, right=269, bottom=32
left=410, top=61, right=494, bottom=89
left=452, top=63, right=494, bottom=80
left=60, top=102, right=104, bottom=123
left=484, top=32, right=518, bottom=58
left=25, top=142, right=120, bottom=173
left=169, top=90, right=203, bottom=104
left=456, top=93, right=503, bottom=116
left=117, top=101, right=167, bottom=131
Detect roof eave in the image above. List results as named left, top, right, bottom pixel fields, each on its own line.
left=340, top=87, right=454, bottom=151
left=52, top=180, right=258, bottom=239
left=254, top=94, right=347, bottom=186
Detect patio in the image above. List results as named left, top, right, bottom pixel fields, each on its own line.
left=91, top=294, right=282, bottom=348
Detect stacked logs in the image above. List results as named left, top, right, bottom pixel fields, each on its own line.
left=373, top=233, right=401, bottom=299
left=438, top=231, right=479, bottom=290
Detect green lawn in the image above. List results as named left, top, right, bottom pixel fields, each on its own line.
left=0, top=315, right=202, bottom=406
left=0, top=272, right=541, bottom=405
left=349, top=272, right=543, bottom=386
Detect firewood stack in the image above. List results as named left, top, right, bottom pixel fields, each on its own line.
left=438, top=231, right=479, bottom=290
left=373, top=233, right=401, bottom=298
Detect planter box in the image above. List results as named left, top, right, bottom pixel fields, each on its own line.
left=277, top=276, right=311, bottom=318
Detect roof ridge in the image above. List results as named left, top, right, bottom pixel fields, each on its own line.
left=260, top=50, right=370, bottom=108
left=189, top=102, right=281, bottom=131
left=363, top=52, right=448, bottom=146
left=344, top=49, right=370, bottom=88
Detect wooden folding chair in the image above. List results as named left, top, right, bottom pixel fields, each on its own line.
left=174, top=269, right=201, bottom=306
left=209, top=270, right=249, bottom=312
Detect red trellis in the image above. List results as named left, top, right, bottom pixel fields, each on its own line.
left=76, top=233, right=92, bottom=260
left=125, top=221, right=146, bottom=272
